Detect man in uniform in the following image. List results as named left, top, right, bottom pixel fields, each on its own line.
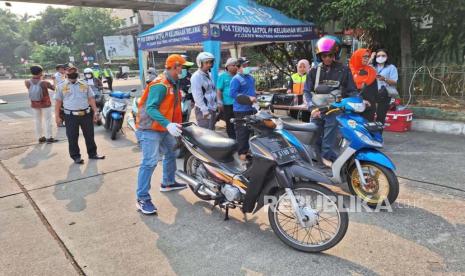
left=103, top=64, right=114, bottom=91
left=55, top=66, right=105, bottom=164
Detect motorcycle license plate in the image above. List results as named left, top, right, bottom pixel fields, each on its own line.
left=272, top=146, right=298, bottom=165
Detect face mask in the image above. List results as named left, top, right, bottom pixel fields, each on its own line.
left=376, top=56, right=387, bottom=64
left=85, top=73, right=92, bottom=79
left=178, top=69, right=187, bottom=79
left=242, top=67, right=251, bottom=75
left=67, top=73, right=79, bottom=80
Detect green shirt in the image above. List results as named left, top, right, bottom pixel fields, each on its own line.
left=216, top=71, right=235, bottom=105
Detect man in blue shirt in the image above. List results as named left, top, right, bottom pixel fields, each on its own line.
left=229, top=57, right=256, bottom=160
left=217, top=58, right=238, bottom=138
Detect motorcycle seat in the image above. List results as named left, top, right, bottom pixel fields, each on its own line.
left=282, top=121, right=319, bottom=132
left=183, top=125, right=237, bottom=162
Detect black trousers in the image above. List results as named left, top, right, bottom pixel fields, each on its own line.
left=106, top=77, right=113, bottom=91
left=64, top=112, right=97, bottom=160
left=234, top=110, right=255, bottom=155
left=223, top=105, right=236, bottom=139
left=376, top=88, right=391, bottom=125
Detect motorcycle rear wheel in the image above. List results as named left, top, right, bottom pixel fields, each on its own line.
left=268, top=182, right=348, bottom=253
left=347, top=161, right=399, bottom=207
left=183, top=152, right=213, bottom=200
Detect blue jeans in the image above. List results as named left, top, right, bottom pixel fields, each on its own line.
left=136, top=130, right=177, bottom=201
left=313, top=113, right=339, bottom=162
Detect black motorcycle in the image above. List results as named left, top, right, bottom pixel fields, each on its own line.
left=175, top=95, right=349, bottom=253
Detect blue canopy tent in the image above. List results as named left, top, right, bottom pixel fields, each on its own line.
left=137, top=0, right=317, bottom=84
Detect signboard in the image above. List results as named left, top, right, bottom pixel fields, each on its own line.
left=103, top=35, right=136, bottom=60
left=138, top=23, right=315, bottom=50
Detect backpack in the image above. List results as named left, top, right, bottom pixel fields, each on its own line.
left=28, top=80, right=43, bottom=101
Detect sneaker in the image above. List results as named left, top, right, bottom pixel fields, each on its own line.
left=38, top=137, right=46, bottom=143
left=160, top=182, right=188, bottom=192
left=136, top=199, right=157, bottom=215
left=46, top=138, right=59, bottom=144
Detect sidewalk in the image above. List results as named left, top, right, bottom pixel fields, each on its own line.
left=1, top=118, right=464, bottom=275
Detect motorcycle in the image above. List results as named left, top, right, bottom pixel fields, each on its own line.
left=277, top=85, right=399, bottom=207
left=102, top=89, right=135, bottom=140
left=175, top=94, right=349, bottom=253
left=94, top=89, right=105, bottom=126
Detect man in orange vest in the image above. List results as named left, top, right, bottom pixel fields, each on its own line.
left=135, top=54, right=192, bottom=215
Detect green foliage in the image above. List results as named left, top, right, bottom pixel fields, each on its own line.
left=29, top=7, right=74, bottom=46
left=0, top=9, right=21, bottom=66
left=0, top=6, right=122, bottom=70
left=63, top=7, right=122, bottom=52
left=257, top=0, right=465, bottom=66
left=31, top=44, right=71, bottom=69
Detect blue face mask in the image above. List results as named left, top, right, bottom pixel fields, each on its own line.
left=242, top=67, right=251, bottom=75
left=178, top=69, right=187, bottom=79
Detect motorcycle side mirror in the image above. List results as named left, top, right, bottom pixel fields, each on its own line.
left=314, top=85, right=332, bottom=94
left=130, top=88, right=137, bottom=93
left=236, top=94, right=253, bottom=105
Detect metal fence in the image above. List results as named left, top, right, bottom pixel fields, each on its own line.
left=398, top=65, right=465, bottom=108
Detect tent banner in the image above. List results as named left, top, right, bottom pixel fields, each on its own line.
left=138, top=23, right=316, bottom=50
left=214, top=24, right=316, bottom=42
left=137, top=24, right=208, bottom=50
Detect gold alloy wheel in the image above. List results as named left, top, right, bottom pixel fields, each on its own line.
left=350, top=164, right=390, bottom=205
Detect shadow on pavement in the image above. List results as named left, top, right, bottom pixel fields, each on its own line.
left=53, top=160, right=103, bottom=212
left=351, top=202, right=465, bottom=273
left=19, top=144, right=57, bottom=169
left=139, top=191, right=377, bottom=275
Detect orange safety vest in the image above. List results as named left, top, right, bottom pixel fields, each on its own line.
left=136, top=74, right=182, bottom=132
left=291, top=73, right=307, bottom=95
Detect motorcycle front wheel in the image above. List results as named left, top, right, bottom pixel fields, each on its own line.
left=347, top=161, right=399, bottom=207
left=111, top=119, right=122, bottom=140
left=268, top=182, right=348, bottom=253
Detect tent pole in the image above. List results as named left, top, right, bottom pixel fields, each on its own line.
left=202, top=40, right=221, bottom=84
left=138, top=49, right=148, bottom=89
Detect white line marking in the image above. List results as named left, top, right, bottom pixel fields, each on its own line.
left=0, top=113, right=12, bottom=121
left=13, top=111, right=32, bottom=117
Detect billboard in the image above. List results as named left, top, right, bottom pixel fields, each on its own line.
left=103, top=35, right=136, bottom=60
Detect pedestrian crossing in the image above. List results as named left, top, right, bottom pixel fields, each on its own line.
left=0, top=110, right=34, bottom=121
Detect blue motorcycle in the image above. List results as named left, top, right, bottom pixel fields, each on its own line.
left=102, top=90, right=135, bottom=140
left=277, top=86, right=399, bottom=207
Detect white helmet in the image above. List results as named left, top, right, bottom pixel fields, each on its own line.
left=84, top=68, right=93, bottom=74
left=196, top=52, right=215, bottom=68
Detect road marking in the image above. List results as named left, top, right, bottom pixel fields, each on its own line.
left=13, top=111, right=32, bottom=117
left=0, top=113, right=11, bottom=121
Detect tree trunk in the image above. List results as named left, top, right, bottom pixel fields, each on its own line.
left=400, top=18, right=412, bottom=95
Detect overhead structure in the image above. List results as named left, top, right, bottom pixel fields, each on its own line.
left=6, top=0, right=194, bottom=11
left=137, top=0, right=316, bottom=83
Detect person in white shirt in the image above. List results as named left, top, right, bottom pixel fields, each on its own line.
left=190, top=52, right=217, bottom=130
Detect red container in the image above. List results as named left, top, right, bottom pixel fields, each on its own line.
left=384, top=109, right=413, bottom=132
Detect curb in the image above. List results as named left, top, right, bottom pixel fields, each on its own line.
left=411, top=119, right=465, bottom=136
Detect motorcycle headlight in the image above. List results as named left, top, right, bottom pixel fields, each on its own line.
left=347, top=102, right=366, bottom=113
left=109, top=99, right=126, bottom=111
left=354, top=130, right=383, bottom=148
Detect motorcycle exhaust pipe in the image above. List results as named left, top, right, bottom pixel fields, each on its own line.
left=175, top=170, right=217, bottom=197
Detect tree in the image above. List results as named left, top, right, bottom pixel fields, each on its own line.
left=0, top=9, right=21, bottom=66
left=29, top=7, right=74, bottom=46
left=257, top=0, right=465, bottom=66
left=31, top=44, right=71, bottom=69
left=63, top=7, right=122, bottom=54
